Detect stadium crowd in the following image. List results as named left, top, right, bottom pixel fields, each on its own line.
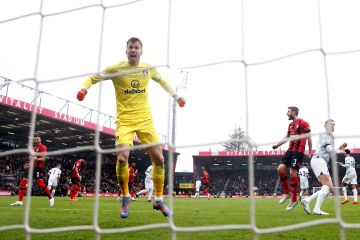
left=0, top=142, right=359, bottom=198
left=0, top=153, right=146, bottom=196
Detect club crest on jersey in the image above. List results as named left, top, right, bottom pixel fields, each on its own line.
left=131, top=80, right=140, bottom=88
left=125, top=80, right=146, bottom=94
left=143, top=69, right=148, bottom=75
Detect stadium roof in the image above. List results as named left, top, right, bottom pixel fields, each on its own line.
left=192, top=153, right=280, bottom=169
left=193, top=150, right=295, bottom=168
left=192, top=149, right=360, bottom=173
left=0, top=103, right=115, bottom=150
left=0, top=77, right=178, bottom=163
left=0, top=100, right=180, bottom=172
left=0, top=77, right=120, bottom=150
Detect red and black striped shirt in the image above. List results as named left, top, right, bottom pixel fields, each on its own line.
left=33, top=143, right=47, bottom=169
left=287, top=118, right=310, bottom=153
left=128, top=166, right=136, bottom=183
left=71, top=160, right=83, bottom=178
left=202, top=169, right=209, bottom=184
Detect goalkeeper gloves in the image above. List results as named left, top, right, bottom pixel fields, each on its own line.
left=174, top=94, right=186, bottom=108
left=77, top=88, right=88, bottom=101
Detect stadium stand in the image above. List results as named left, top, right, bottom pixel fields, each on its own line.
left=191, top=151, right=360, bottom=197
left=1, top=77, right=359, bottom=198
left=0, top=77, right=179, bottom=197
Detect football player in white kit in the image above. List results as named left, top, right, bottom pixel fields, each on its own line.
left=194, top=178, right=202, bottom=198
left=47, top=163, right=62, bottom=197
left=136, top=165, right=154, bottom=202
left=298, top=164, right=309, bottom=199
left=338, top=149, right=358, bottom=204
left=300, top=119, right=346, bottom=215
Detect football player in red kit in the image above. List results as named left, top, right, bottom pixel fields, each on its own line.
left=10, top=134, right=54, bottom=206
left=69, top=159, right=86, bottom=201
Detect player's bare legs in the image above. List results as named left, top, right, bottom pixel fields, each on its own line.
left=116, top=144, right=131, bottom=218
left=147, top=145, right=171, bottom=217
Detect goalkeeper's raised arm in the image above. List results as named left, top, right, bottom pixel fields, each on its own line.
left=75, top=37, right=185, bottom=219
left=77, top=65, right=117, bottom=101
left=152, top=75, right=186, bottom=108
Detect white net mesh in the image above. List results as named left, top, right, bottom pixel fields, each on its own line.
left=1, top=0, right=360, bottom=239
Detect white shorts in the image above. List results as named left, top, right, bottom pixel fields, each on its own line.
left=310, top=156, right=330, bottom=178
left=342, top=173, right=357, bottom=185
left=48, top=179, right=58, bottom=187
left=300, top=179, right=309, bottom=190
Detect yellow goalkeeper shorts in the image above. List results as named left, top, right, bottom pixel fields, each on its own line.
left=115, top=118, right=160, bottom=146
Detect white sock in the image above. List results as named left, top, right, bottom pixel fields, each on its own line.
left=314, top=185, right=330, bottom=212
left=137, top=189, right=147, bottom=196
left=51, top=189, right=56, bottom=197
left=306, top=190, right=320, bottom=203
left=148, top=189, right=153, bottom=200
left=353, top=189, right=358, bottom=202
left=342, top=187, right=348, bottom=200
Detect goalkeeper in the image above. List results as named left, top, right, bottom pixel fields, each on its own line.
left=77, top=37, right=185, bottom=218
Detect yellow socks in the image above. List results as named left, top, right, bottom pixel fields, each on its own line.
left=116, top=161, right=129, bottom=196
left=152, top=164, right=164, bottom=199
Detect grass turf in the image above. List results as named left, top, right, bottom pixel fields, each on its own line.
left=0, top=196, right=359, bottom=240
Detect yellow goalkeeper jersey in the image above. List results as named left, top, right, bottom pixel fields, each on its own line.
left=81, top=61, right=176, bottom=123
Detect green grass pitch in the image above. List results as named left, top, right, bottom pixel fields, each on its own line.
left=0, top=196, right=359, bottom=240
